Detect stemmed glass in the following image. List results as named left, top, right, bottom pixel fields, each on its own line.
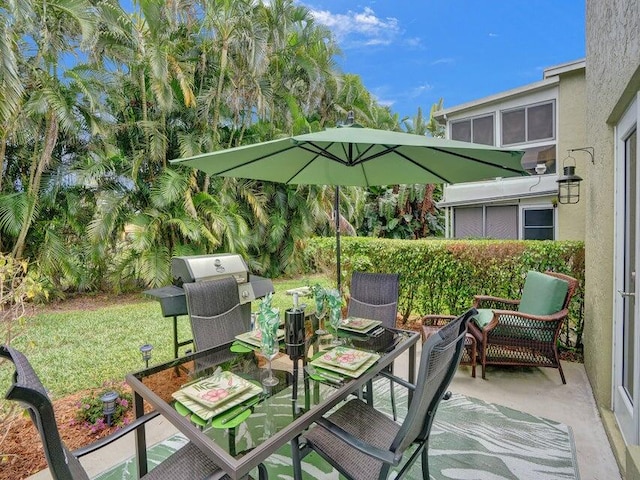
left=325, top=288, right=343, bottom=345
left=260, top=308, right=280, bottom=387
left=260, top=340, right=279, bottom=387
left=314, top=288, right=327, bottom=335
left=329, top=306, right=343, bottom=345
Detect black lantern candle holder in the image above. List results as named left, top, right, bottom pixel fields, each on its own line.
left=140, top=343, right=153, bottom=368
left=100, top=390, right=119, bottom=426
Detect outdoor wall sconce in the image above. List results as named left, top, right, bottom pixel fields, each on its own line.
left=140, top=343, right=153, bottom=368
left=100, top=390, right=119, bottom=426
left=557, top=147, right=594, bottom=204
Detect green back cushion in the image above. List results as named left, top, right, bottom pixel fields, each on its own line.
left=472, top=308, right=494, bottom=329
left=518, top=271, right=569, bottom=315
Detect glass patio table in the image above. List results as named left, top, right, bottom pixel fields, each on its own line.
left=126, top=325, right=418, bottom=480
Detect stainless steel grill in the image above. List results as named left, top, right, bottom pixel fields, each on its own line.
left=144, top=254, right=274, bottom=357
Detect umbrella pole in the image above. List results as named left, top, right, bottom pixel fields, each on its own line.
left=335, top=185, right=341, bottom=294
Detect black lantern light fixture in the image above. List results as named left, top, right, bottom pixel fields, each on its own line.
left=140, top=343, right=153, bottom=368
left=100, top=390, right=119, bottom=426
left=556, top=147, right=594, bottom=205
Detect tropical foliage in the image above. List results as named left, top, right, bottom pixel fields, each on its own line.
left=306, top=237, right=585, bottom=351
left=0, top=0, right=444, bottom=296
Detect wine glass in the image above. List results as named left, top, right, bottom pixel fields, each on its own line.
left=261, top=340, right=279, bottom=387
left=314, top=291, right=327, bottom=335
left=329, top=307, right=342, bottom=345
left=260, top=309, right=280, bottom=387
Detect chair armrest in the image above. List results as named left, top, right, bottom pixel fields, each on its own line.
left=473, top=295, right=519, bottom=310
left=314, top=417, right=402, bottom=466
left=484, top=309, right=569, bottom=341
left=73, top=411, right=160, bottom=458
left=420, top=314, right=455, bottom=327
left=494, top=308, right=569, bottom=324
left=377, top=370, right=416, bottom=391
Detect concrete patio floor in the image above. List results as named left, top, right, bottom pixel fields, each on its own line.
left=29, top=346, right=622, bottom=480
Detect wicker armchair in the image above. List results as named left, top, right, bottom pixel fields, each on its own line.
left=0, top=345, right=269, bottom=480
left=291, top=309, right=477, bottom=480
left=421, top=315, right=476, bottom=378
left=347, top=272, right=400, bottom=419
left=467, top=271, right=578, bottom=384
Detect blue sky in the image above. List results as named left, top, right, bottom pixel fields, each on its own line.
left=302, top=1, right=585, bottom=120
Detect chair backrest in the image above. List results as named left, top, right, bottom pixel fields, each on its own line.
left=1, top=345, right=90, bottom=480
left=391, top=308, right=476, bottom=454
left=183, top=278, right=248, bottom=352
left=518, top=271, right=578, bottom=316
left=347, top=272, right=399, bottom=328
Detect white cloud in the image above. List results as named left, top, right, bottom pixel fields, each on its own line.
left=410, top=83, right=433, bottom=98
left=309, top=6, right=402, bottom=48
left=488, top=33, right=499, bottom=37
left=430, top=58, right=455, bottom=66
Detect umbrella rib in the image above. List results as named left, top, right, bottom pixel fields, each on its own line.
left=214, top=144, right=298, bottom=176
left=284, top=152, right=323, bottom=184
left=297, top=142, right=348, bottom=165
left=430, top=147, right=526, bottom=175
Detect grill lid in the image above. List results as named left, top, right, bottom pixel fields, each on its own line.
left=171, top=254, right=249, bottom=285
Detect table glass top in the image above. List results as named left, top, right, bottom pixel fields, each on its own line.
left=128, top=325, right=417, bottom=462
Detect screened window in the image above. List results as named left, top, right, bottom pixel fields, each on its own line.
left=451, top=114, right=494, bottom=145
left=523, top=208, right=555, bottom=240
left=453, top=205, right=517, bottom=239
left=501, top=101, right=555, bottom=146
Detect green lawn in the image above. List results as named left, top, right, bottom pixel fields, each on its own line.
left=1, top=274, right=334, bottom=398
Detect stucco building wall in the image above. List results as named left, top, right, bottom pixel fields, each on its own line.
left=586, top=0, right=640, bottom=476
left=585, top=0, right=639, bottom=408
left=556, top=69, right=587, bottom=240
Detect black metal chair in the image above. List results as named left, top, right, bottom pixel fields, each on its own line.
left=183, top=278, right=249, bottom=367
left=291, top=308, right=476, bottom=480
left=347, top=271, right=400, bottom=419
left=1, top=345, right=268, bottom=480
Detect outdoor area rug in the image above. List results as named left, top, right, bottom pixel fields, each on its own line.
left=96, top=380, right=579, bottom=480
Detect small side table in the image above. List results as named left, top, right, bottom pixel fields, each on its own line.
left=421, top=318, right=477, bottom=378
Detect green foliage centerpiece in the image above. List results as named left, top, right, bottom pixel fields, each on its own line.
left=258, top=293, right=280, bottom=387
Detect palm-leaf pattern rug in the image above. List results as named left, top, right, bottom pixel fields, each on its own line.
left=97, top=380, right=579, bottom=479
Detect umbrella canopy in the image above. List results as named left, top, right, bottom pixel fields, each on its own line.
left=173, top=126, right=526, bottom=187
left=172, top=125, right=527, bottom=291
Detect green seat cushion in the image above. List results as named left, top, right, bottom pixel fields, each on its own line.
left=472, top=308, right=494, bottom=329
left=518, top=271, right=569, bottom=316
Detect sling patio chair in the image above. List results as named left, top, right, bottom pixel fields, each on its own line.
left=347, top=271, right=400, bottom=419
left=291, top=308, right=477, bottom=480
left=0, top=345, right=268, bottom=480
left=467, top=270, right=579, bottom=384
left=183, top=277, right=249, bottom=368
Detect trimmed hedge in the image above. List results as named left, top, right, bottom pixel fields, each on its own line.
left=304, top=237, right=585, bottom=350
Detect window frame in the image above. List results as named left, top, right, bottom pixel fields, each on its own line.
left=520, top=204, right=557, bottom=240
left=450, top=113, right=495, bottom=146
left=500, top=100, right=556, bottom=146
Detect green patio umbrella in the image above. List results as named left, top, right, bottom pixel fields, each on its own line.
left=171, top=125, right=526, bottom=290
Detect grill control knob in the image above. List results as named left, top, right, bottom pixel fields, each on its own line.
left=214, top=258, right=222, bottom=266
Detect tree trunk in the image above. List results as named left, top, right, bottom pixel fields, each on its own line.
left=12, top=114, right=59, bottom=259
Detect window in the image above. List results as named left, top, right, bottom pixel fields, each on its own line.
left=453, top=205, right=517, bottom=239
left=521, top=145, right=557, bottom=175
left=451, top=114, right=494, bottom=145
left=522, top=208, right=555, bottom=240
left=452, top=205, right=555, bottom=240
left=501, top=101, right=555, bottom=146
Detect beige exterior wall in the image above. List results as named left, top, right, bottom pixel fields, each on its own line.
left=586, top=0, right=640, bottom=476
left=555, top=70, right=587, bottom=241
